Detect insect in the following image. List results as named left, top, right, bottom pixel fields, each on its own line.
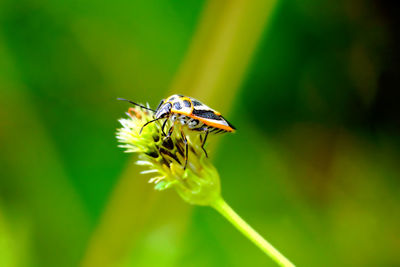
left=118, top=94, right=236, bottom=168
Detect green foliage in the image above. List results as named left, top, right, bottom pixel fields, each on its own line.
left=1, top=0, right=399, bottom=266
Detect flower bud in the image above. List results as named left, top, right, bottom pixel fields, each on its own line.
left=117, top=107, right=221, bottom=206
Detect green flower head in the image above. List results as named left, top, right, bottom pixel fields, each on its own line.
left=116, top=106, right=221, bottom=206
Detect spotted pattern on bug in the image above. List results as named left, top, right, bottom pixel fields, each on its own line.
left=183, top=99, right=191, bottom=108
left=173, top=102, right=182, bottom=110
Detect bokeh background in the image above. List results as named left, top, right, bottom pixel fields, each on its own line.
left=1, top=0, right=399, bottom=266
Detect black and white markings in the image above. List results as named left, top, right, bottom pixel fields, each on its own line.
left=170, top=114, right=178, bottom=121
left=179, top=115, right=189, bottom=125
left=169, top=113, right=229, bottom=134
left=187, top=119, right=199, bottom=129
left=157, top=94, right=234, bottom=134
left=183, top=99, right=192, bottom=108
left=191, top=100, right=202, bottom=106
left=173, top=102, right=182, bottom=110
left=170, top=114, right=204, bottom=130
left=192, top=109, right=222, bottom=121
left=170, top=114, right=188, bottom=124
left=156, top=99, right=165, bottom=111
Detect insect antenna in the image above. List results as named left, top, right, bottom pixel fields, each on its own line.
left=139, top=117, right=166, bottom=134
left=117, top=98, right=155, bottom=112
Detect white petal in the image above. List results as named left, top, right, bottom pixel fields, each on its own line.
left=148, top=176, right=165, bottom=183
left=140, top=169, right=159, bottom=174
left=136, top=160, right=153, bottom=166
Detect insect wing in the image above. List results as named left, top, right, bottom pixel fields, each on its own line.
left=191, top=108, right=235, bottom=132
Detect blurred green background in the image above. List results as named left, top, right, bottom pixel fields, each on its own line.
left=1, top=0, right=399, bottom=266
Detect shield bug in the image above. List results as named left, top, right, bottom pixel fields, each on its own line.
left=118, top=94, right=236, bottom=168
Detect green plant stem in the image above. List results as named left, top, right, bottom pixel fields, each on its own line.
left=211, top=197, right=295, bottom=267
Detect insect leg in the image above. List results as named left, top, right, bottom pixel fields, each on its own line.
left=166, top=124, right=175, bottom=139
left=180, top=129, right=188, bottom=169
left=140, top=117, right=163, bottom=134
left=201, top=130, right=209, bottom=158
left=161, top=118, right=168, bottom=136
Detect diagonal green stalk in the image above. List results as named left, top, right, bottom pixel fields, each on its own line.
left=211, top=197, right=295, bottom=267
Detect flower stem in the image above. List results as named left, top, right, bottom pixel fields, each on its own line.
left=211, top=197, right=295, bottom=267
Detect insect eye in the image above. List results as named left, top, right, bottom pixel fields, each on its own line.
left=171, top=114, right=177, bottom=121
